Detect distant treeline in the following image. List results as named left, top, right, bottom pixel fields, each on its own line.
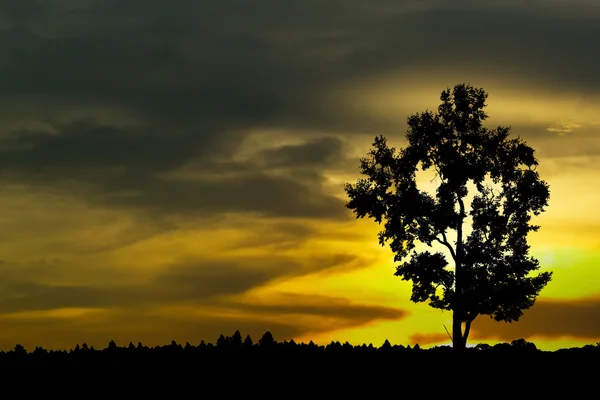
left=1, top=330, right=599, bottom=368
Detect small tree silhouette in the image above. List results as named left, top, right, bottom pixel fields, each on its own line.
left=243, top=335, right=253, bottom=349
left=216, top=334, right=230, bottom=349
left=345, top=83, right=552, bottom=349
left=511, top=338, right=537, bottom=352
left=258, top=331, right=276, bottom=348
left=231, top=330, right=243, bottom=349
left=381, top=339, right=392, bottom=349
left=14, top=344, right=26, bottom=355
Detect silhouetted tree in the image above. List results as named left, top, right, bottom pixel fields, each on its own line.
left=14, top=344, right=26, bottom=355
left=216, top=334, right=230, bottom=349
left=33, top=346, right=47, bottom=356
left=511, top=338, right=537, bottom=352
left=243, top=335, right=253, bottom=349
left=345, top=83, right=552, bottom=349
left=475, top=343, right=491, bottom=351
left=327, top=341, right=342, bottom=352
left=259, top=331, right=276, bottom=348
left=380, top=339, right=392, bottom=351
left=493, top=342, right=512, bottom=351
left=231, top=330, right=243, bottom=349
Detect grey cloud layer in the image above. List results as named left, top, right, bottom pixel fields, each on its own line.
left=0, top=251, right=363, bottom=314
left=2, top=0, right=598, bottom=128
left=0, top=120, right=349, bottom=219
left=1, top=1, right=598, bottom=221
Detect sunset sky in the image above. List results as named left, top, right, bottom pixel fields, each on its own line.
left=0, top=0, right=598, bottom=351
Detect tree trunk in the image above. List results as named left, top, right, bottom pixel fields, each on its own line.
left=463, top=318, right=473, bottom=345
left=452, top=311, right=465, bottom=350
left=453, top=197, right=466, bottom=351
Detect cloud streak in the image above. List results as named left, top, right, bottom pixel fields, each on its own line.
left=547, top=120, right=582, bottom=135
left=471, top=297, right=600, bottom=342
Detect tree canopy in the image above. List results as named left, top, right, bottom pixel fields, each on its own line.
left=344, top=83, right=552, bottom=348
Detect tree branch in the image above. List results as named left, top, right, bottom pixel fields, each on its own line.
left=435, top=231, right=457, bottom=262
left=462, top=313, right=478, bottom=342
left=457, top=197, right=466, bottom=220
left=462, top=320, right=472, bottom=342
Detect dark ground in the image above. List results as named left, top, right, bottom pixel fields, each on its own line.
left=1, top=332, right=597, bottom=370
left=2, top=333, right=595, bottom=395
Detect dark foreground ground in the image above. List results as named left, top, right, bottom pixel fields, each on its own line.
left=1, top=332, right=596, bottom=394
left=1, top=331, right=598, bottom=370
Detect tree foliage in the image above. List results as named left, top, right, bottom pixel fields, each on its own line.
left=344, top=83, right=552, bottom=347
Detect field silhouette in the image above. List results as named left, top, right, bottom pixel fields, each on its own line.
left=2, top=330, right=598, bottom=370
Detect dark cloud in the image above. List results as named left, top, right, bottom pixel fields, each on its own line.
left=157, top=252, right=362, bottom=292
left=0, top=0, right=597, bottom=221
left=0, top=310, right=306, bottom=351
left=221, top=221, right=316, bottom=251
left=0, top=120, right=348, bottom=220
left=253, top=135, right=352, bottom=184
left=156, top=261, right=276, bottom=302
left=227, top=292, right=407, bottom=322
left=328, top=2, right=600, bottom=97
left=0, top=280, right=409, bottom=350
left=471, top=297, right=600, bottom=342
left=1, top=0, right=597, bottom=132
left=0, top=296, right=408, bottom=350
left=411, top=295, right=600, bottom=346
left=104, top=169, right=347, bottom=219
left=257, top=137, right=346, bottom=169
left=0, top=282, right=138, bottom=314
left=0, top=252, right=364, bottom=314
